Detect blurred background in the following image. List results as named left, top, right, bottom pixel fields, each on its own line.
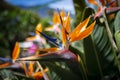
left=0, top=0, right=75, bottom=57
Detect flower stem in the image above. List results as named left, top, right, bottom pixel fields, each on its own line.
left=102, top=9, right=118, bottom=52
left=36, top=61, right=50, bottom=80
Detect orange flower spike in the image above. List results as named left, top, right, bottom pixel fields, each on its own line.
left=60, top=9, right=66, bottom=18
left=36, top=23, right=42, bottom=35
left=58, top=11, right=67, bottom=47
left=26, top=36, right=36, bottom=41
left=53, top=12, right=59, bottom=24
left=33, top=68, right=48, bottom=79
left=33, top=71, right=43, bottom=79
left=39, top=47, right=59, bottom=52
left=23, top=63, right=29, bottom=76
left=65, top=12, right=71, bottom=33
left=70, top=21, right=96, bottom=42
left=69, top=16, right=90, bottom=40
left=88, top=0, right=99, bottom=6
left=23, top=62, right=34, bottom=76
left=0, top=62, right=11, bottom=68
left=61, top=19, right=67, bottom=47
left=12, top=42, right=20, bottom=61
left=29, top=62, right=34, bottom=76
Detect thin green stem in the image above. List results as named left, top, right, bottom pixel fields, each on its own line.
left=36, top=61, right=50, bottom=80
left=102, top=9, right=118, bottom=52
left=102, top=9, right=120, bottom=71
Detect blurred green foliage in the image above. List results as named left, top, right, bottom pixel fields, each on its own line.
left=0, top=1, right=41, bottom=57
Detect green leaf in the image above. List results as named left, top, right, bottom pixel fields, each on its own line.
left=114, top=11, right=120, bottom=31
left=115, top=30, right=120, bottom=51
left=83, top=24, right=119, bottom=79
left=46, top=63, right=81, bottom=80
left=73, top=0, right=86, bottom=25
left=83, top=35, right=103, bottom=78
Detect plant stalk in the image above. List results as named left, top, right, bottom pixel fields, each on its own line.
left=36, top=61, right=50, bottom=80
left=102, top=9, right=118, bottom=52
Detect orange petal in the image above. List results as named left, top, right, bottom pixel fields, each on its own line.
left=23, top=62, right=33, bottom=76
left=69, top=16, right=90, bottom=39
left=65, top=12, right=71, bottom=33
left=36, top=23, right=42, bottom=34
left=33, top=68, right=48, bottom=79
left=53, top=12, right=59, bottom=24
left=33, top=71, right=43, bottom=79
left=23, top=63, right=29, bottom=76
left=0, top=62, right=11, bottom=68
left=62, top=23, right=67, bottom=47
left=60, top=9, right=66, bottom=18
left=39, top=47, right=59, bottom=52
left=12, top=42, right=20, bottom=60
left=70, top=21, right=96, bottom=42
left=45, top=26, right=54, bottom=31
left=99, top=0, right=105, bottom=6
left=58, top=11, right=67, bottom=47
left=88, top=0, right=98, bottom=6
left=26, top=36, right=36, bottom=41
left=29, top=62, right=34, bottom=76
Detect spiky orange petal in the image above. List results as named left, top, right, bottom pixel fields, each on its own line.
left=36, top=23, right=42, bottom=34
left=26, top=36, right=36, bottom=41
left=88, top=0, right=98, bottom=6
left=60, top=9, right=66, bottom=18
left=23, top=62, right=34, bottom=76
left=12, top=42, right=20, bottom=60
left=39, top=47, right=59, bottom=52
left=33, top=71, right=43, bottom=79
left=45, top=26, right=54, bottom=31
left=70, top=21, right=96, bottom=42
left=53, top=12, right=59, bottom=24
left=65, top=12, right=71, bottom=33
left=0, top=62, right=11, bottom=68
left=33, top=68, right=48, bottom=79
left=69, top=17, right=90, bottom=40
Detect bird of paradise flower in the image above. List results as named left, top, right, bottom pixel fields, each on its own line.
left=87, top=0, right=120, bottom=19
left=23, top=62, right=48, bottom=80
left=17, top=10, right=96, bottom=62
left=0, top=42, right=20, bottom=68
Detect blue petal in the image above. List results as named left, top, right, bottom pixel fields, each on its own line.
left=40, top=32, right=59, bottom=46
left=25, top=63, right=29, bottom=72
left=0, top=57, right=13, bottom=63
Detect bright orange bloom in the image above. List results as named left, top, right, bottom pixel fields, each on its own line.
left=26, top=23, right=46, bottom=44
left=23, top=62, right=48, bottom=79
left=12, top=42, right=20, bottom=61
left=61, top=15, right=96, bottom=48
left=0, top=42, right=20, bottom=68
